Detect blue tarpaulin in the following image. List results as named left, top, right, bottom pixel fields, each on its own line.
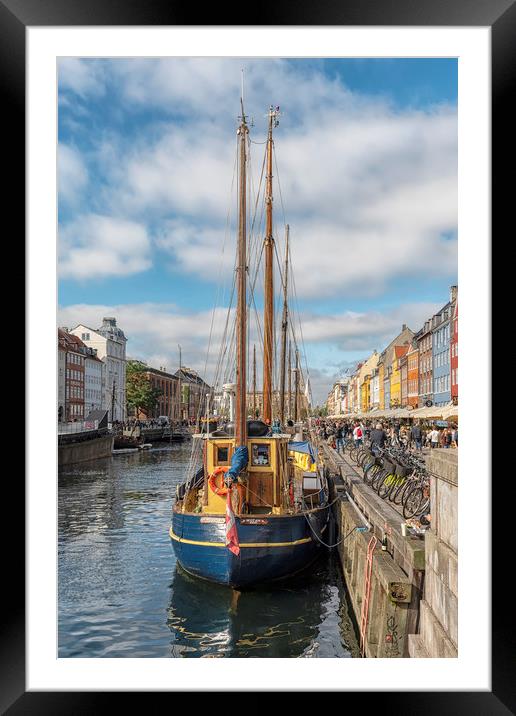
left=228, top=446, right=249, bottom=481
left=288, top=441, right=317, bottom=463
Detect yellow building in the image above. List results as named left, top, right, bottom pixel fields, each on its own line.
left=361, top=374, right=371, bottom=412
left=390, top=345, right=409, bottom=408
left=357, top=351, right=378, bottom=414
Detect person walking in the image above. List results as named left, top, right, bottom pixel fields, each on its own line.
left=429, top=427, right=439, bottom=449
left=335, top=422, right=344, bottom=453
left=370, top=422, right=387, bottom=455
left=410, top=422, right=423, bottom=451
left=353, top=422, right=363, bottom=447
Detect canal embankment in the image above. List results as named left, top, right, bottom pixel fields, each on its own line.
left=321, top=443, right=457, bottom=658
left=58, top=432, right=114, bottom=466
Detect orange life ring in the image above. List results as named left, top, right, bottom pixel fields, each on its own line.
left=208, top=466, right=230, bottom=495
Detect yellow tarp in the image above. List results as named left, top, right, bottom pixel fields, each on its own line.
left=289, top=450, right=316, bottom=473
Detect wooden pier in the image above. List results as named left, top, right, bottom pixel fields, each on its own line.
left=320, top=442, right=457, bottom=657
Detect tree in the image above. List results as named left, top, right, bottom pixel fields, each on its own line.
left=126, top=360, right=162, bottom=417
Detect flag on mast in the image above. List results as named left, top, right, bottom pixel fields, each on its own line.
left=225, top=487, right=240, bottom=555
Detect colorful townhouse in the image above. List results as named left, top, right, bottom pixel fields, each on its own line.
left=378, top=355, right=385, bottom=409
left=406, top=339, right=420, bottom=408
left=390, top=345, right=409, bottom=408
left=399, top=348, right=409, bottom=407
left=417, top=319, right=433, bottom=407
left=451, top=298, right=458, bottom=403
left=432, top=286, right=457, bottom=406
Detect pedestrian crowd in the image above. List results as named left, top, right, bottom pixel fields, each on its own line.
left=312, top=417, right=458, bottom=453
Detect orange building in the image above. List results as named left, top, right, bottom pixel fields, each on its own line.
left=406, top=340, right=420, bottom=409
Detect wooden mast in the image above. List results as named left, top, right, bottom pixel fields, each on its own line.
left=252, top=343, right=257, bottom=418
left=279, top=224, right=289, bottom=424
left=294, top=347, right=300, bottom=423
left=288, top=340, right=292, bottom=420
left=235, top=103, right=248, bottom=446
left=262, top=106, right=279, bottom=425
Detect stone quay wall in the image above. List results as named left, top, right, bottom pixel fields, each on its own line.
left=58, top=434, right=114, bottom=466
left=408, top=449, right=458, bottom=658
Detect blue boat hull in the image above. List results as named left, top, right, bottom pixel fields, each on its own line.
left=170, top=509, right=329, bottom=588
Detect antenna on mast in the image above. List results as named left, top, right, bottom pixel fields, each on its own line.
left=239, top=69, right=253, bottom=127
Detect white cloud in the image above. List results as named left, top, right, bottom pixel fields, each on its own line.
left=59, top=215, right=152, bottom=280
left=299, top=302, right=441, bottom=350
left=58, top=302, right=234, bottom=387
left=58, top=144, right=88, bottom=206
left=57, top=299, right=441, bottom=403
left=58, top=58, right=106, bottom=98
left=66, top=58, right=456, bottom=295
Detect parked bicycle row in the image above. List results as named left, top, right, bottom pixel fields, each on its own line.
left=344, top=438, right=430, bottom=524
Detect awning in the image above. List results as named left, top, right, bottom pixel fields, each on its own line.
left=410, top=406, right=446, bottom=418
left=441, top=404, right=459, bottom=419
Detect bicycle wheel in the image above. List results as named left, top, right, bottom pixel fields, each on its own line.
left=371, top=467, right=386, bottom=491
left=377, top=472, right=395, bottom=499
left=403, top=485, right=426, bottom=519
left=363, top=462, right=380, bottom=486
left=388, top=476, right=404, bottom=502
left=392, top=477, right=411, bottom=505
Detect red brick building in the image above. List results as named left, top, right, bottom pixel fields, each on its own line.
left=59, top=329, right=86, bottom=421
left=137, top=367, right=181, bottom=421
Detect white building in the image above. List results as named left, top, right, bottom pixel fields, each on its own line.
left=84, top=347, right=106, bottom=415
left=371, top=369, right=380, bottom=409
left=71, top=317, right=127, bottom=421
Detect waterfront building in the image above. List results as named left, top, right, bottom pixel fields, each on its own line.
left=399, top=348, right=409, bottom=408
left=432, top=286, right=457, bottom=406
left=380, top=326, right=414, bottom=410
left=390, top=345, right=409, bottom=408
left=250, top=388, right=309, bottom=421
left=417, top=319, right=433, bottom=407
left=451, top=298, right=458, bottom=403
left=357, top=351, right=379, bottom=412
left=378, top=357, right=385, bottom=410
left=175, top=367, right=213, bottom=423
left=348, top=365, right=362, bottom=414
left=325, top=378, right=349, bottom=416
left=407, top=338, right=420, bottom=409
left=58, top=328, right=86, bottom=421
left=134, top=365, right=181, bottom=421
left=58, top=332, right=66, bottom=422
left=360, top=374, right=371, bottom=413
left=84, top=347, right=105, bottom=416
left=71, top=318, right=127, bottom=422
left=371, top=367, right=380, bottom=409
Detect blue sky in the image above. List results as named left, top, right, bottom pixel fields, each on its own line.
left=58, top=58, right=457, bottom=403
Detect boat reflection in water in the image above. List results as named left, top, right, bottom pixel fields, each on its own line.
left=166, top=555, right=360, bottom=658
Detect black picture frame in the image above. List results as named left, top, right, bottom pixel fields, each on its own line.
left=4, top=0, right=504, bottom=711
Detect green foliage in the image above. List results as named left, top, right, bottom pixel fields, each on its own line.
left=126, top=360, right=162, bottom=416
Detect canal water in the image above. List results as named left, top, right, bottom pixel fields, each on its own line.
left=58, top=443, right=360, bottom=658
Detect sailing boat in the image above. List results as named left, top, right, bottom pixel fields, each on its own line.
left=170, top=101, right=331, bottom=588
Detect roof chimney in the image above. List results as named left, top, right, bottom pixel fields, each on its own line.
left=450, top=285, right=458, bottom=303
left=402, top=324, right=407, bottom=331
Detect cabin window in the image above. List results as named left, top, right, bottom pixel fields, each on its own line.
left=251, top=443, right=270, bottom=467
left=216, top=446, right=229, bottom=464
